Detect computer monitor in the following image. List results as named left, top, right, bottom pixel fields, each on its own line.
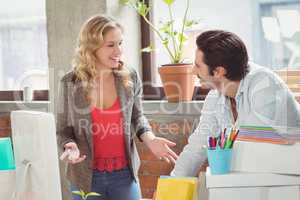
left=11, top=110, right=62, bottom=200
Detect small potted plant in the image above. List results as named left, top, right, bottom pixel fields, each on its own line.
left=121, top=0, right=198, bottom=102
left=72, top=189, right=101, bottom=200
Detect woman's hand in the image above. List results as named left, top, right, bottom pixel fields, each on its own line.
left=142, top=132, right=178, bottom=164
left=60, top=142, right=86, bottom=164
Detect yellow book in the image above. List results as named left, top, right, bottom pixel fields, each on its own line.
left=155, top=176, right=198, bottom=200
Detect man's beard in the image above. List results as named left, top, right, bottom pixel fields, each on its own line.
left=197, top=75, right=216, bottom=89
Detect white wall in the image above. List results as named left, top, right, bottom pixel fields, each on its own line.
left=106, top=0, right=142, bottom=74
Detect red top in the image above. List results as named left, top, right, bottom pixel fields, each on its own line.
left=91, top=98, right=128, bottom=172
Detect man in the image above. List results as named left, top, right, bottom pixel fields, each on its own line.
left=171, top=30, right=300, bottom=176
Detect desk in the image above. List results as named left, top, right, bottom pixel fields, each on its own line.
left=0, top=170, right=15, bottom=199
left=204, top=168, right=300, bottom=200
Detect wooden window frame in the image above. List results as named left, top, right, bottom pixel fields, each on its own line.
left=140, top=0, right=209, bottom=101
left=0, top=90, right=49, bottom=101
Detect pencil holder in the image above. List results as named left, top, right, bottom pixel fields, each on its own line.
left=0, top=137, right=15, bottom=170
left=207, top=148, right=232, bottom=175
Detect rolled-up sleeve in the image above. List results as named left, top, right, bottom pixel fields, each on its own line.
left=130, top=70, right=152, bottom=141
left=56, top=78, right=75, bottom=149
left=171, top=90, right=220, bottom=177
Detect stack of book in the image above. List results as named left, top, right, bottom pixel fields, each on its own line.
left=236, top=126, right=300, bottom=145
left=231, top=126, right=300, bottom=175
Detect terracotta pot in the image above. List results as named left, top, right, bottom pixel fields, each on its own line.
left=158, top=63, right=195, bottom=102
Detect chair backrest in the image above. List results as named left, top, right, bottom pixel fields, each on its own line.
left=275, top=70, right=300, bottom=103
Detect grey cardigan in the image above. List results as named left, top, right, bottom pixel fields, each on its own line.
left=56, top=68, right=151, bottom=192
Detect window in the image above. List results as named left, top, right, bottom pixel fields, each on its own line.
left=0, top=0, right=48, bottom=100
left=142, top=0, right=300, bottom=100
left=259, top=0, right=300, bottom=69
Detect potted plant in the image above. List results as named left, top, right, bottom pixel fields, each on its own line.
left=72, top=189, right=101, bottom=200
left=121, top=0, right=198, bottom=102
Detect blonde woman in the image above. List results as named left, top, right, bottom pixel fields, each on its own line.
left=56, top=15, right=178, bottom=200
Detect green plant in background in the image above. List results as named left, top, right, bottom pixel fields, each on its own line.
left=72, top=190, right=101, bottom=200
left=120, top=0, right=198, bottom=64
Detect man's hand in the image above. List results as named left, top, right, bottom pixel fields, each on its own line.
left=60, top=142, right=86, bottom=164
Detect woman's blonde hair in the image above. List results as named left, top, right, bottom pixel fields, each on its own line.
left=72, top=15, right=132, bottom=99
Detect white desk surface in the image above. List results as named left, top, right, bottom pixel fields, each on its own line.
left=0, top=170, right=16, bottom=199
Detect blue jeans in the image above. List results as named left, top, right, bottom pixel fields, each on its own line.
left=71, top=167, right=140, bottom=200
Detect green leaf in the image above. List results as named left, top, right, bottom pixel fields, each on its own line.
left=119, top=0, right=131, bottom=5
left=136, top=1, right=150, bottom=16
left=80, top=189, right=86, bottom=197
left=163, top=0, right=175, bottom=5
left=141, top=45, right=155, bottom=53
left=159, top=21, right=173, bottom=35
left=79, top=189, right=86, bottom=200
left=72, top=191, right=82, bottom=196
left=178, top=33, right=188, bottom=43
left=184, top=20, right=199, bottom=28
left=86, top=192, right=101, bottom=198
left=162, top=38, right=169, bottom=46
